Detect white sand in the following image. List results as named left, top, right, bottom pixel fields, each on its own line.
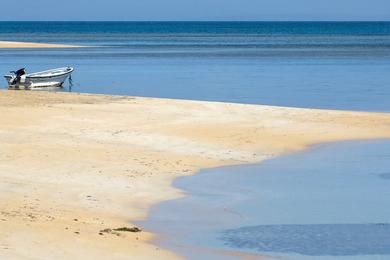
left=1, top=90, right=390, bottom=259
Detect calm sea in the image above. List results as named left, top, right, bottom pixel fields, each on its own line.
left=0, top=22, right=390, bottom=111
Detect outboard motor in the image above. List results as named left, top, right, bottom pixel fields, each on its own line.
left=10, top=68, right=26, bottom=85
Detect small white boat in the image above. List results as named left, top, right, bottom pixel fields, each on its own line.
left=4, top=67, right=74, bottom=89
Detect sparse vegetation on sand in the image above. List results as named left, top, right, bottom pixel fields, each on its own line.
left=99, top=227, right=142, bottom=236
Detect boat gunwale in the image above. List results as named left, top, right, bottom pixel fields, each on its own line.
left=27, top=70, right=73, bottom=79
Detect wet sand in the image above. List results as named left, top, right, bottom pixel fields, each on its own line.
left=0, top=41, right=82, bottom=48
left=0, top=90, right=390, bottom=259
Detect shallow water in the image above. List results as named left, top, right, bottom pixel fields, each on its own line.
left=1, top=22, right=390, bottom=111
left=141, top=140, right=390, bottom=259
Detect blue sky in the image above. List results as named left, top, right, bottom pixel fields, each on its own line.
left=1, top=0, right=389, bottom=21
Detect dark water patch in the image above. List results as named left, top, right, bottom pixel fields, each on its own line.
left=379, top=172, right=390, bottom=179
left=221, top=223, right=390, bottom=256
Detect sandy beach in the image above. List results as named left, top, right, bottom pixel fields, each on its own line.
left=1, top=90, right=390, bottom=259
left=0, top=41, right=82, bottom=48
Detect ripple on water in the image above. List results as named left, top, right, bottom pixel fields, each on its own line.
left=221, top=223, right=390, bottom=256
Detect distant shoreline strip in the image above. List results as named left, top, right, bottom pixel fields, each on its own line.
left=0, top=41, right=84, bottom=48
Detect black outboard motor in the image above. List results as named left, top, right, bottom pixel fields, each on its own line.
left=10, top=68, right=26, bottom=85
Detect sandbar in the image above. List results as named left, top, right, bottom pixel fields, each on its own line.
left=0, top=41, right=83, bottom=48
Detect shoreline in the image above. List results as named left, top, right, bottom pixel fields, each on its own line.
left=0, top=41, right=84, bottom=48
left=143, top=139, right=390, bottom=259
left=1, top=90, right=390, bottom=259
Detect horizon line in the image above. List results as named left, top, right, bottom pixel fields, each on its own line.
left=1, top=20, right=390, bottom=23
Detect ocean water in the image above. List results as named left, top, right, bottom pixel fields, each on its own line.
left=1, top=22, right=390, bottom=111
left=142, top=140, right=390, bottom=259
